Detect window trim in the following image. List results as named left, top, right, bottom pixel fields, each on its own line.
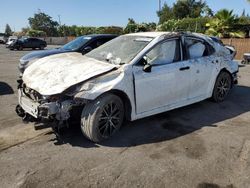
left=134, top=37, right=183, bottom=66
left=78, top=37, right=114, bottom=52
left=184, top=36, right=215, bottom=59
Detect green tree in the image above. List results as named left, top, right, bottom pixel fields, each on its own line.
left=157, top=0, right=211, bottom=24
left=202, top=5, right=214, bottom=17
left=124, top=18, right=138, bottom=33
left=5, top=24, right=12, bottom=36
left=26, top=29, right=46, bottom=37
left=157, top=3, right=174, bottom=24
left=28, top=11, right=59, bottom=36
left=124, top=19, right=157, bottom=33
left=206, top=9, right=245, bottom=38
left=172, top=0, right=207, bottom=19
left=157, top=17, right=210, bottom=33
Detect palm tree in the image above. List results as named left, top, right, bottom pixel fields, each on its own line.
left=206, top=9, right=245, bottom=38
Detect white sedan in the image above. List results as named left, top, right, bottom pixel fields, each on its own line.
left=16, top=32, right=238, bottom=142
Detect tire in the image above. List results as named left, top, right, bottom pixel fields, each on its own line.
left=212, top=71, right=232, bottom=102
left=40, top=45, right=45, bottom=50
left=81, top=94, right=124, bottom=143
left=18, top=46, right=23, bottom=50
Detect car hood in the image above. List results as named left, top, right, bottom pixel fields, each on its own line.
left=20, top=48, right=70, bottom=62
left=22, top=52, right=117, bottom=95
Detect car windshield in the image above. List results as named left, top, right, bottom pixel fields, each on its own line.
left=86, top=35, right=153, bottom=65
left=19, top=38, right=27, bottom=42
left=61, top=36, right=91, bottom=51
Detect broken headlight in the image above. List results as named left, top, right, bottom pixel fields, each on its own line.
left=79, top=82, right=96, bottom=91
left=64, top=81, right=96, bottom=96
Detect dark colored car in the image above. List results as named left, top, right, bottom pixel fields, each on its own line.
left=9, top=38, right=47, bottom=50
left=18, top=34, right=117, bottom=73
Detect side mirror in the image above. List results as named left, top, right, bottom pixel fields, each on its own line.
left=82, top=46, right=92, bottom=54
left=140, top=56, right=152, bottom=73
left=143, top=64, right=152, bottom=73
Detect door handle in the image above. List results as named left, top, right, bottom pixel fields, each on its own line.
left=179, top=66, right=190, bottom=71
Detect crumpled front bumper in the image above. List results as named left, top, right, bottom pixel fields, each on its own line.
left=18, top=89, right=75, bottom=121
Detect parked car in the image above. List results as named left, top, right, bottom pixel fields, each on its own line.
left=0, top=36, right=6, bottom=44
left=16, top=32, right=238, bottom=142
left=5, top=36, right=18, bottom=47
left=8, top=38, right=47, bottom=51
left=242, top=53, right=250, bottom=64
left=18, top=34, right=118, bottom=73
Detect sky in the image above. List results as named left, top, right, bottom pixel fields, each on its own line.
left=0, top=0, right=250, bottom=33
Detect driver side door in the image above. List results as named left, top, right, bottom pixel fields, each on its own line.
left=133, top=38, right=192, bottom=115
left=23, top=38, right=32, bottom=48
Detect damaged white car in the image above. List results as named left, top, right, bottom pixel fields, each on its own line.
left=16, top=32, right=238, bottom=142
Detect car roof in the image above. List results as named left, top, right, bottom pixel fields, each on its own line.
left=83, top=34, right=118, bottom=38
left=126, top=32, right=214, bottom=45
left=126, top=31, right=210, bottom=40
left=126, top=32, right=172, bottom=38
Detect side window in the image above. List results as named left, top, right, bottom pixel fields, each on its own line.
left=145, top=39, right=180, bottom=65
left=87, top=38, right=107, bottom=49
left=29, top=38, right=35, bottom=43
left=88, top=39, right=98, bottom=49
left=185, top=38, right=215, bottom=59
left=96, top=38, right=107, bottom=47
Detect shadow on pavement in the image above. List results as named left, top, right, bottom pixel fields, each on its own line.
left=0, top=82, right=14, bottom=95
left=49, top=85, right=250, bottom=148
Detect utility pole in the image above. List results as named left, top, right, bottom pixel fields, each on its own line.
left=159, top=0, right=162, bottom=12
left=58, top=15, right=61, bottom=26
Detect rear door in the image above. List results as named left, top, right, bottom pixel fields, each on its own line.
left=22, top=38, right=30, bottom=48
left=32, top=39, right=39, bottom=48
left=25, top=38, right=34, bottom=48
left=184, top=37, right=218, bottom=99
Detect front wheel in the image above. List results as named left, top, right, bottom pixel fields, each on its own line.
left=212, top=71, right=232, bottom=102
left=81, top=94, right=124, bottom=143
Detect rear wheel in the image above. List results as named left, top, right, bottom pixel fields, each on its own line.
left=40, top=45, right=45, bottom=50
left=81, top=94, right=124, bottom=143
left=18, top=45, right=23, bottom=50
left=212, top=71, right=232, bottom=102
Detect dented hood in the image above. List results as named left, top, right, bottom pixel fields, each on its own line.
left=22, top=52, right=117, bottom=95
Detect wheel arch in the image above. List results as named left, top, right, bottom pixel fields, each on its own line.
left=99, top=89, right=132, bottom=121
left=218, top=68, right=234, bottom=87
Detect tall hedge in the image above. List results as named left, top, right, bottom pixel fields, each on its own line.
left=157, top=17, right=211, bottom=33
